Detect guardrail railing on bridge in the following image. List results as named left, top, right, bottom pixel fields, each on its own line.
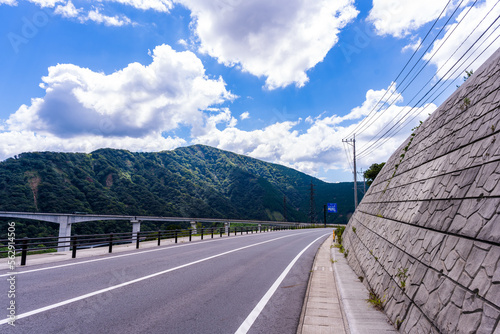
left=0, top=224, right=317, bottom=266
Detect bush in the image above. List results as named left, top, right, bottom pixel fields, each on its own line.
left=335, top=226, right=346, bottom=245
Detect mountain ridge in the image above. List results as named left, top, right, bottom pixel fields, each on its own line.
left=0, top=145, right=362, bottom=236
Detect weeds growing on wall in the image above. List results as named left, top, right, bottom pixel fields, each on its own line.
left=383, top=121, right=423, bottom=194
left=367, top=288, right=385, bottom=311
left=335, top=226, right=346, bottom=245
left=396, top=267, right=410, bottom=292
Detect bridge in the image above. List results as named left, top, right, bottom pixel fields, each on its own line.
left=0, top=211, right=313, bottom=251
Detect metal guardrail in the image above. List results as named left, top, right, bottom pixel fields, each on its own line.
left=0, top=224, right=317, bottom=266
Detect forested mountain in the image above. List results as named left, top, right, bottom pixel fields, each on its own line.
left=0, top=145, right=363, bottom=237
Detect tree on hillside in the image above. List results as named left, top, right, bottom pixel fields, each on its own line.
left=364, top=163, right=385, bottom=186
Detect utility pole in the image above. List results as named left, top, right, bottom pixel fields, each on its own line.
left=361, top=169, right=366, bottom=194
left=283, top=195, right=287, bottom=222
left=323, top=204, right=327, bottom=228
left=343, top=134, right=358, bottom=209
left=309, top=180, right=316, bottom=224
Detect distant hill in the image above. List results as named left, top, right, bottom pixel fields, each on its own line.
left=0, top=145, right=363, bottom=237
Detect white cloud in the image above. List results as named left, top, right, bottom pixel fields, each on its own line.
left=54, top=1, right=79, bottom=18
left=0, top=0, right=17, bottom=5
left=402, top=38, right=422, bottom=53
left=52, top=2, right=133, bottom=26
left=0, top=131, right=186, bottom=160
left=193, top=85, right=435, bottom=176
left=240, top=111, right=249, bottom=120
left=368, top=0, right=459, bottom=38
left=103, top=0, right=173, bottom=12
left=177, top=39, right=188, bottom=47
left=1, top=44, right=234, bottom=160
left=423, top=0, right=500, bottom=79
left=28, top=0, right=62, bottom=8
left=178, top=0, right=358, bottom=89
left=1, top=0, right=172, bottom=11
left=85, top=8, right=132, bottom=26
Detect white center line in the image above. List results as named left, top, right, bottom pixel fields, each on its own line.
left=0, top=230, right=317, bottom=277
left=0, top=232, right=315, bottom=325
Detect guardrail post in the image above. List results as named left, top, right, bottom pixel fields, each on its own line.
left=234, top=227, right=237, bottom=236
left=131, top=219, right=141, bottom=246
left=190, top=221, right=197, bottom=234
left=20, top=238, right=28, bottom=266
left=108, top=233, right=113, bottom=253
left=189, top=229, right=192, bottom=242
left=71, top=236, right=77, bottom=259
left=201, top=228, right=204, bottom=240
left=175, top=230, right=178, bottom=244
left=157, top=230, right=161, bottom=246
left=241, top=227, right=243, bottom=235
left=136, top=231, right=140, bottom=249
left=220, top=227, right=223, bottom=238
left=211, top=228, right=214, bottom=239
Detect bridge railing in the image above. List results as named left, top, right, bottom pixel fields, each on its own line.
left=0, top=224, right=316, bottom=266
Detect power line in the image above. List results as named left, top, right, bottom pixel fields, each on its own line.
left=353, top=0, right=470, bottom=147
left=342, top=0, right=455, bottom=140
left=356, top=6, right=500, bottom=159
left=357, top=18, right=500, bottom=160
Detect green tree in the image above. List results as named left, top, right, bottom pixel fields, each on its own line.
left=364, top=163, right=385, bottom=186
left=463, top=69, right=474, bottom=81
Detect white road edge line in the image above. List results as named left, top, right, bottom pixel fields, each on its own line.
left=234, top=233, right=329, bottom=334
left=0, top=232, right=316, bottom=325
left=0, top=230, right=317, bottom=277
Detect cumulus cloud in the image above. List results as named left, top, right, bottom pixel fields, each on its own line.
left=240, top=111, right=250, bottom=120
left=54, top=1, right=79, bottom=18
left=178, top=0, right=358, bottom=89
left=193, top=85, right=435, bottom=176
left=28, top=0, right=62, bottom=8
left=3, top=0, right=172, bottom=11
left=423, top=0, right=500, bottom=79
left=402, top=38, right=422, bottom=53
left=368, top=0, right=460, bottom=37
left=86, top=8, right=132, bottom=26
left=5, top=0, right=358, bottom=85
left=104, top=0, right=173, bottom=12
left=0, top=131, right=186, bottom=160
left=54, top=2, right=133, bottom=26
left=0, top=0, right=18, bottom=5
left=1, top=44, right=234, bottom=160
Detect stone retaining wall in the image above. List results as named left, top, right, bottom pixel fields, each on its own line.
left=342, top=48, right=500, bottom=333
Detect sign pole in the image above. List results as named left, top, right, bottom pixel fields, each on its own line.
left=323, top=205, right=327, bottom=228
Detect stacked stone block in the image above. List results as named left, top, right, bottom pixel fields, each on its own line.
left=343, top=48, right=500, bottom=333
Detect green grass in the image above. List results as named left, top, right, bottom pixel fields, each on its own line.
left=366, top=289, right=385, bottom=311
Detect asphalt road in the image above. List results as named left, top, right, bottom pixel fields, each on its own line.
left=1, top=229, right=331, bottom=334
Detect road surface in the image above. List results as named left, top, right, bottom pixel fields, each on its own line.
left=1, top=228, right=331, bottom=334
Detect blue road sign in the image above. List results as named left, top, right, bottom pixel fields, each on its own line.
left=327, top=203, right=337, bottom=213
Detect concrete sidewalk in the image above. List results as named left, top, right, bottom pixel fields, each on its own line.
left=297, top=236, right=398, bottom=334
left=297, top=235, right=348, bottom=334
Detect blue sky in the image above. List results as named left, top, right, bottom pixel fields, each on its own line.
left=0, top=0, right=498, bottom=182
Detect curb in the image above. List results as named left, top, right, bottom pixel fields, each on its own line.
left=297, top=235, right=347, bottom=334
left=331, top=246, right=398, bottom=333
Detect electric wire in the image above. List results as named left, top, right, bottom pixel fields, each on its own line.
left=356, top=14, right=500, bottom=159
left=357, top=10, right=500, bottom=159
left=355, top=2, right=500, bottom=158
left=353, top=0, right=469, bottom=147
left=341, top=0, right=455, bottom=141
